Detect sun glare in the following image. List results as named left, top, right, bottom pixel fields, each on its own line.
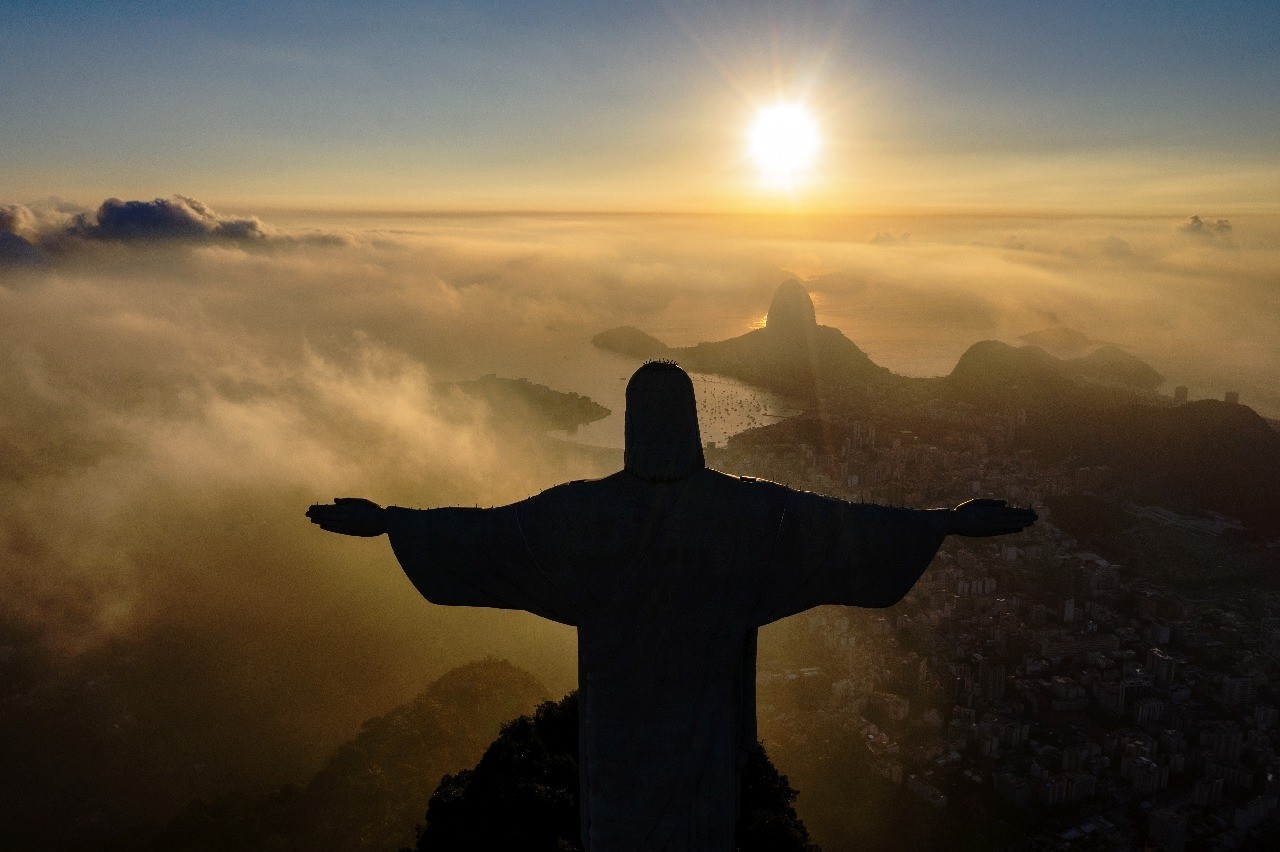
left=748, top=102, right=820, bottom=189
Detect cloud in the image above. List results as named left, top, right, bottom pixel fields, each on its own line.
left=1098, top=235, right=1133, bottom=259
left=68, top=195, right=271, bottom=243
left=0, top=202, right=41, bottom=239
left=1178, top=214, right=1233, bottom=243
left=0, top=195, right=352, bottom=256
left=0, top=203, right=53, bottom=267
left=0, top=214, right=650, bottom=843
left=0, top=231, right=48, bottom=267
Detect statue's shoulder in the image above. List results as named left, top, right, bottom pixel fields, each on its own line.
left=703, top=468, right=788, bottom=500
left=705, top=467, right=780, bottom=487
left=533, top=471, right=626, bottom=500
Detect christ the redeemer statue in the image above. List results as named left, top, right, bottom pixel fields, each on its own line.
left=307, top=361, right=1036, bottom=852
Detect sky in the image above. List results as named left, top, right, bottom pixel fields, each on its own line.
left=3, top=0, right=1279, bottom=212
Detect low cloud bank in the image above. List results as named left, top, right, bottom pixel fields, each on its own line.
left=71, top=195, right=270, bottom=243
left=0, top=196, right=348, bottom=263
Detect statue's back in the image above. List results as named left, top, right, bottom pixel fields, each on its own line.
left=518, top=468, right=784, bottom=851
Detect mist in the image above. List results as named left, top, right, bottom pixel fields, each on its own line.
left=1, top=198, right=1277, bottom=843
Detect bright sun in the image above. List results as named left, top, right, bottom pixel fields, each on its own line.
left=747, top=102, right=820, bottom=188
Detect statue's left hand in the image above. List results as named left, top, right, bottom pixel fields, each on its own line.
left=948, top=498, right=1038, bottom=537
left=306, top=497, right=387, bottom=537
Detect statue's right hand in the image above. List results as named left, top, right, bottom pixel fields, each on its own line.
left=948, top=498, right=1038, bottom=537
left=306, top=497, right=387, bottom=537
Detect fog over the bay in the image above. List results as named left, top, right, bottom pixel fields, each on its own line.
left=1, top=197, right=1277, bottom=837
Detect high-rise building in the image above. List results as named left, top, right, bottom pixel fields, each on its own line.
left=1135, top=697, right=1167, bottom=725
left=1225, top=390, right=1239, bottom=404
left=1194, top=777, right=1224, bottom=807
left=1262, top=617, right=1280, bottom=662
left=1147, top=648, right=1177, bottom=687
left=1232, top=795, right=1278, bottom=832
left=1173, top=386, right=1188, bottom=404
left=1131, top=757, right=1169, bottom=795
left=973, top=653, right=1006, bottom=701
left=1148, top=809, right=1186, bottom=852
left=1220, top=676, right=1254, bottom=709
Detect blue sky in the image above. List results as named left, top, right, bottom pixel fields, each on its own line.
left=3, top=0, right=1278, bottom=210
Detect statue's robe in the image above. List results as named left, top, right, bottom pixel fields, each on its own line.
left=385, top=467, right=945, bottom=852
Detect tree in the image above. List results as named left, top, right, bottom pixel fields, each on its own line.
left=410, top=692, right=818, bottom=852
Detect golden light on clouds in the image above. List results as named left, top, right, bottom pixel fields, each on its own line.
left=747, top=102, right=821, bottom=190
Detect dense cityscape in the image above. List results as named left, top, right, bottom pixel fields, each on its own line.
left=708, top=398, right=1280, bottom=851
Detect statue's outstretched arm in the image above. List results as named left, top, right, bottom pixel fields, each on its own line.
left=943, top=498, right=1038, bottom=537
left=309, top=494, right=582, bottom=625
left=753, top=492, right=1038, bottom=624
left=306, top=497, right=387, bottom=537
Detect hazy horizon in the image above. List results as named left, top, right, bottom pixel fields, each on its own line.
left=4, top=197, right=1276, bottom=665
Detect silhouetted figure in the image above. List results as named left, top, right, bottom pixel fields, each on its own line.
left=308, top=362, right=1036, bottom=852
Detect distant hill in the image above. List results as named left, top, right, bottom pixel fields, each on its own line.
left=946, top=339, right=1164, bottom=402
left=143, top=659, right=549, bottom=852
left=596, top=279, right=1275, bottom=532
left=945, top=340, right=1081, bottom=408
left=590, top=325, right=672, bottom=361
left=594, top=280, right=890, bottom=399
left=1061, top=345, right=1164, bottom=391
left=1024, top=399, right=1280, bottom=533
left=935, top=343, right=1278, bottom=531
left=1019, top=326, right=1095, bottom=354
left=450, top=374, right=610, bottom=435
left=595, top=283, right=1162, bottom=401
left=1017, top=328, right=1164, bottom=390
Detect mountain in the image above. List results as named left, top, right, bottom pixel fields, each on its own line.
left=142, top=659, right=549, bottom=852
left=944, top=340, right=1080, bottom=406
left=594, top=280, right=891, bottom=399
left=945, top=339, right=1165, bottom=403
left=594, top=281, right=1164, bottom=403
left=931, top=343, right=1278, bottom=530
left=1019, top=326, right=1095, bottom=354
left=1024, top=399, right=1280, bottom=533
left=595, top=278, right=1275, bottom=531
left=451, top=375, right=610, bottom=435
left=1017, top=327, right=1164, bottom=390
left=1061, top=345, right=1164, bottom=391
left=589, top=326, right=672, bottom=361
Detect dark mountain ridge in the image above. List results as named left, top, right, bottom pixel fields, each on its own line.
left=594, top=282, right=1159, bottom=402
left=1023, top=399, right=1280, bottom=531
left=137, top=659, right=549, bottom=852
left=1062, top=344, right=1164, bottom=390
left=942, top=340, right=1160, bottom=412
left=595, top=279, right=891, bottom=400
left=596, top=280, right=1277, bottom=533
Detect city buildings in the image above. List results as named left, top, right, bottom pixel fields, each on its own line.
left=717, top=403, right=1280, bottom=849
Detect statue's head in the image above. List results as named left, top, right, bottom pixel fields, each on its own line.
left=624, top=361, right=705, bottom=482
